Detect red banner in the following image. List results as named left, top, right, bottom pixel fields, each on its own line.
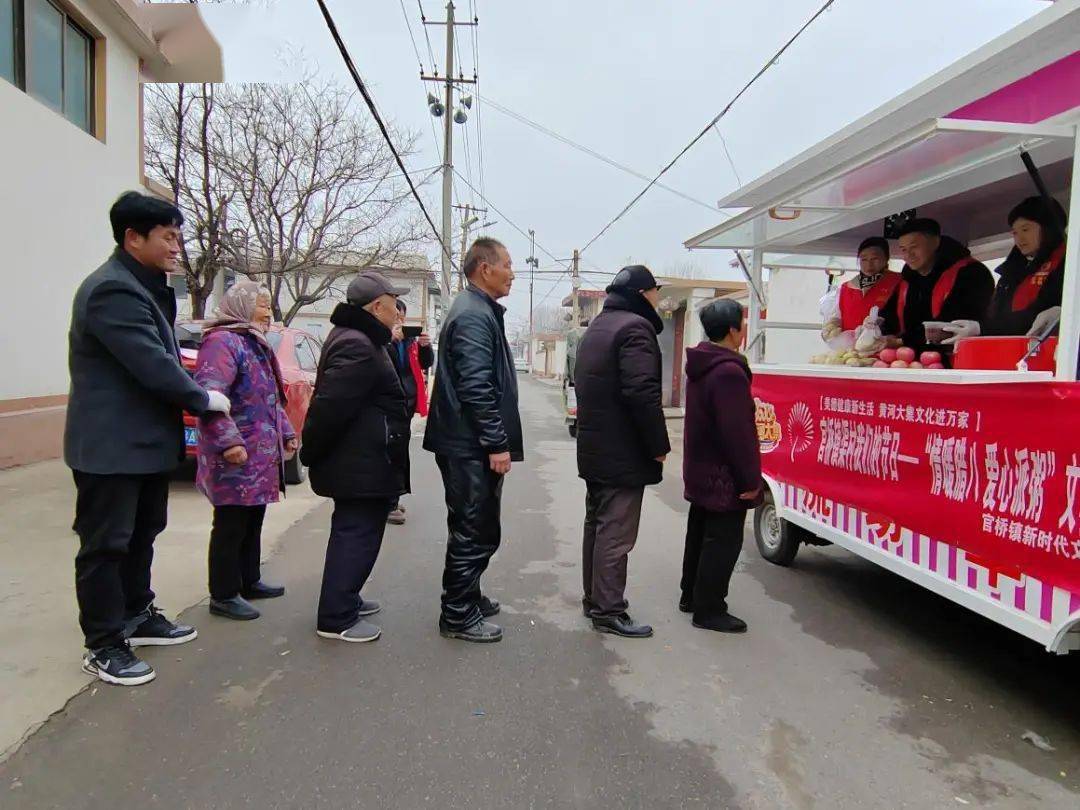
left=752, top=373, right=1080, bottom=594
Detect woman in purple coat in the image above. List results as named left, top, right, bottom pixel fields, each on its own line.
left=195, top=282, right=298, bottom=621
left=680, top=299, right=763, bottom=634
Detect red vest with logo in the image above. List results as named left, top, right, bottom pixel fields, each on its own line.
left=1011, top=243, right=1065, bottom=312
left=897, top=257, right=975, bottom=333
left=838, top=272, right=902, bottom=331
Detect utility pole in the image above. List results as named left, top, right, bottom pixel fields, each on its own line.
left=453, top=202, right=486, bottom=291
left=571, top=248, right=581, bottom=326
left=526, top=229, right=538, bottom=365
left=421, top=1, right=477, bottom=299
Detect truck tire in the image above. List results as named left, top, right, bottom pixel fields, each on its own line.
left=753, top=492, right=806, bottom=566
left=284, top=448, right=307, bottom=485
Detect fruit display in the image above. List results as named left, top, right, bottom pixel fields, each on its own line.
left=810, top=347, right=950, bottom=371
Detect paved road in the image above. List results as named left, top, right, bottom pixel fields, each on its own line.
left=3, top=378, right=1079, bottom=808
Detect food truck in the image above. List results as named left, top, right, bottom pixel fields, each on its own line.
left=684, top=2, right=1080, bottom=653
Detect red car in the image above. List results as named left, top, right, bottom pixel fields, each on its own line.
left=176, top=321, right=322, bottom=484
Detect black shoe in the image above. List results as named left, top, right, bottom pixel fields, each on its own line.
left=439, top=618, right=503, bottom=643
left=692, top=613, right=748, bottom=633
left=242, top=581, right=285, bottom=600
left=678, top=599, right=693, bottom=614
left=479, top=596, right=501, bottom=618
left=357, top=599, right=381, bottom=617
left=127, top=606, right=198, bottom=647
left=82, top=643, right=155, bottom=686
left=592, top=613, right=653, bottom=638
left=209, top=595, right=260, bottom=621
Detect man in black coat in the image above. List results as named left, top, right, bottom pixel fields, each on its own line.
left=575, top=265, right=670, bottom=639
left=66, top=191, right=231, bottom=686
left=424, top=237, right=521, bottom=643
left=385, top=298, right=434, bottom=526
left=301, top=272, right=411, bottom=643
left=879, top=218, right=994, bottom=354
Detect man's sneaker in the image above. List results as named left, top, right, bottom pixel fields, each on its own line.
left=82, top=644, right=156, bottom=686
left=678, top=599, right=693, bottom=614
left=209, top=595, right=260, bottom=621
left=692, top=612, right=748, bottom=634
left=242, top=580, right=285, bottom=600
left=439, top=618, right=503, bottom=643
left=479, top=595, right=501, bottom=618
left=387, top=508, right=406, bottom=525
left=592, top=613, right=653, bottom=639
left=128, top=606, right=198, bottom=647
left=357, top=599, right=381, bottom=617
left=317, top=619, right=381, bottom=643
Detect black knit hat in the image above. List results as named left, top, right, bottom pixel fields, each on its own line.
left=857, top=236, right=890, bottom=257
left=1008, top=195, right=1067, bottom=230
left=606, top=265, right=661, bottom=294
left=896, top=218, right=941, bottom=238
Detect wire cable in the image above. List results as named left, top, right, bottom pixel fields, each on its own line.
left=315, top=0, right=457, bottom=272
left=418, top=0, right=438, bottom=70
left=398, top=0, right=424, bottom=71
left=578, top=0, right=838, bottom=255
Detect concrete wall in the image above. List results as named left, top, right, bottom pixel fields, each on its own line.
left=0, top=0, right=143, bottom=404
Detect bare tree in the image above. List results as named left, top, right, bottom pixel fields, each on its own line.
left=532, top=305, right=569, bottom=334
left=210, top=81, right=426, bottom=325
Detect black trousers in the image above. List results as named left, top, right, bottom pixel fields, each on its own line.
left=208, top=504, right=267, bottom=600
left=582, top=483, right=645, bottom=618
left=317, top=498, right=391, bottom=633
left=72, top=471, right=170, bottom=649
left=680, top=505, right=747, bottom=619
left=436, top=455, right=503, bottom=630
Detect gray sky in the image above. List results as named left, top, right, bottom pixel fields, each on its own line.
left=200, top=0, right=1047, bottom=328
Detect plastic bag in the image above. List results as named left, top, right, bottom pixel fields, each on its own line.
left=854, top=305, right=884, bottom=355
left=819, top=288, right=852, bottom=350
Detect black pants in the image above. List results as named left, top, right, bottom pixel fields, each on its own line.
left=436, top=455, right=503, bottom=630
left=72, top=471, right=170, bottom=649
left=317, top=498, right=391, bottom=633
left=582, top=483, right=645, bottom=618
left=680, top=505, right=746, bottom=619
left=208, top=504, right=267, bottom=600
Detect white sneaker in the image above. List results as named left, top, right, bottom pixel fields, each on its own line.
left=317, top=619, right=381, bottom=643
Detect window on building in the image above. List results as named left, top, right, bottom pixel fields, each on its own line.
left=2, top=0, right=94, bottom=133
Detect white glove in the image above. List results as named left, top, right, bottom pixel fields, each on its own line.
left=1027, top=306, right=1061, bottom=338
left=205, top=390, right=231, bottom=414
left=940, top=320, right=980, bottom=346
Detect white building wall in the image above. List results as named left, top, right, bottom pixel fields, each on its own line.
left=0, top=1, right=143, bottom=401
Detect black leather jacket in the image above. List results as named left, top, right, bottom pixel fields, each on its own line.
left=423, top=285, right=523, bottom=461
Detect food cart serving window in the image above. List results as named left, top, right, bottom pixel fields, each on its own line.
left=684, top=3, right=1080, bottom=653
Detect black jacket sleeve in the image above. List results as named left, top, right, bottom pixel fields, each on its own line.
left=880, top=287, right=901, bottom=339
left=711, top=366, right=761, bottom=493
left=418, top=342, right=435, bottom=371
left=301, top=337, right=375, bottom=465
left=86, top=281, right=209, bottom=414
left=449, top=311, right=509, bottom=454
left=617, top=324, right=671, bottom=460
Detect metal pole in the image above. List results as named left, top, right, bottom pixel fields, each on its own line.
left=439, top=0, right=456, bottom=299
left=1055, top=127, right=1080, bottom=382
left=528, top=229, right=536, bottom=366
left=458, top=203, right=471, bottom=292
left=571, top=249, right=581, bottom=326
left=749, top=248, right=765, bottom=363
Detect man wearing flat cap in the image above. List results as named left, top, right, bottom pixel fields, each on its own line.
left=301, top=271, right=411, bottom=644
left=574, top=265, right=671, bottom=639
left=880, top=217, right=994, bottom=354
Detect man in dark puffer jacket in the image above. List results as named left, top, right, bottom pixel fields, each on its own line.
left=575, top=265, right=670, bottom=639
left=301, top=272, right=410, bottom=644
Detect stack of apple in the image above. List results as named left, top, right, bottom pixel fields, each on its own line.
left=872, top=347, right=945, bottom=370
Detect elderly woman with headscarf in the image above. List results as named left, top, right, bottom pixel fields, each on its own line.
left=943, top=196, right=1067, bottom=343
left=195, top=282, right=298, bottom=621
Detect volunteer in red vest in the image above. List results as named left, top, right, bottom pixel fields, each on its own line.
left=880, top=218, right=994, bottom=353
left=942, top=196, right=1066, bottom=343
left=838, top=237, right=901, bottom=331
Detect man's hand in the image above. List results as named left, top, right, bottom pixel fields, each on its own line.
left=223, top=445, right=248, bottom=465
left=418, top=332, right=432, bottom=347
left=206, top=390, right=231, bottom=414
left=284, top=437, right=299, bottom=461
left=1027, top=306, right=1061, bottom=338
left=489, top=451, right=512, bottom=475
left=391, top=324, right=404, bottom=342
left=739, top=487, right=761, bottom=501
left=655, top=455, right=668, bottom=463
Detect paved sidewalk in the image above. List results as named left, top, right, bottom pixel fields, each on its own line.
left=0, top=460, right=324, bottom=761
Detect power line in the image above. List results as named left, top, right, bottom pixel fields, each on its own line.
left=463, top=87, right=723, bottom=213
left=398, top=0, right=424, bottom=71
left=579, top=0, right=838, bottom=255
left=315, top=0, right=457, bottom=272
left=471, top=0, right=486, bottom=203
left=417, top=0, right=438, bottom=69
left=712, top=124, right=743, bottom=187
